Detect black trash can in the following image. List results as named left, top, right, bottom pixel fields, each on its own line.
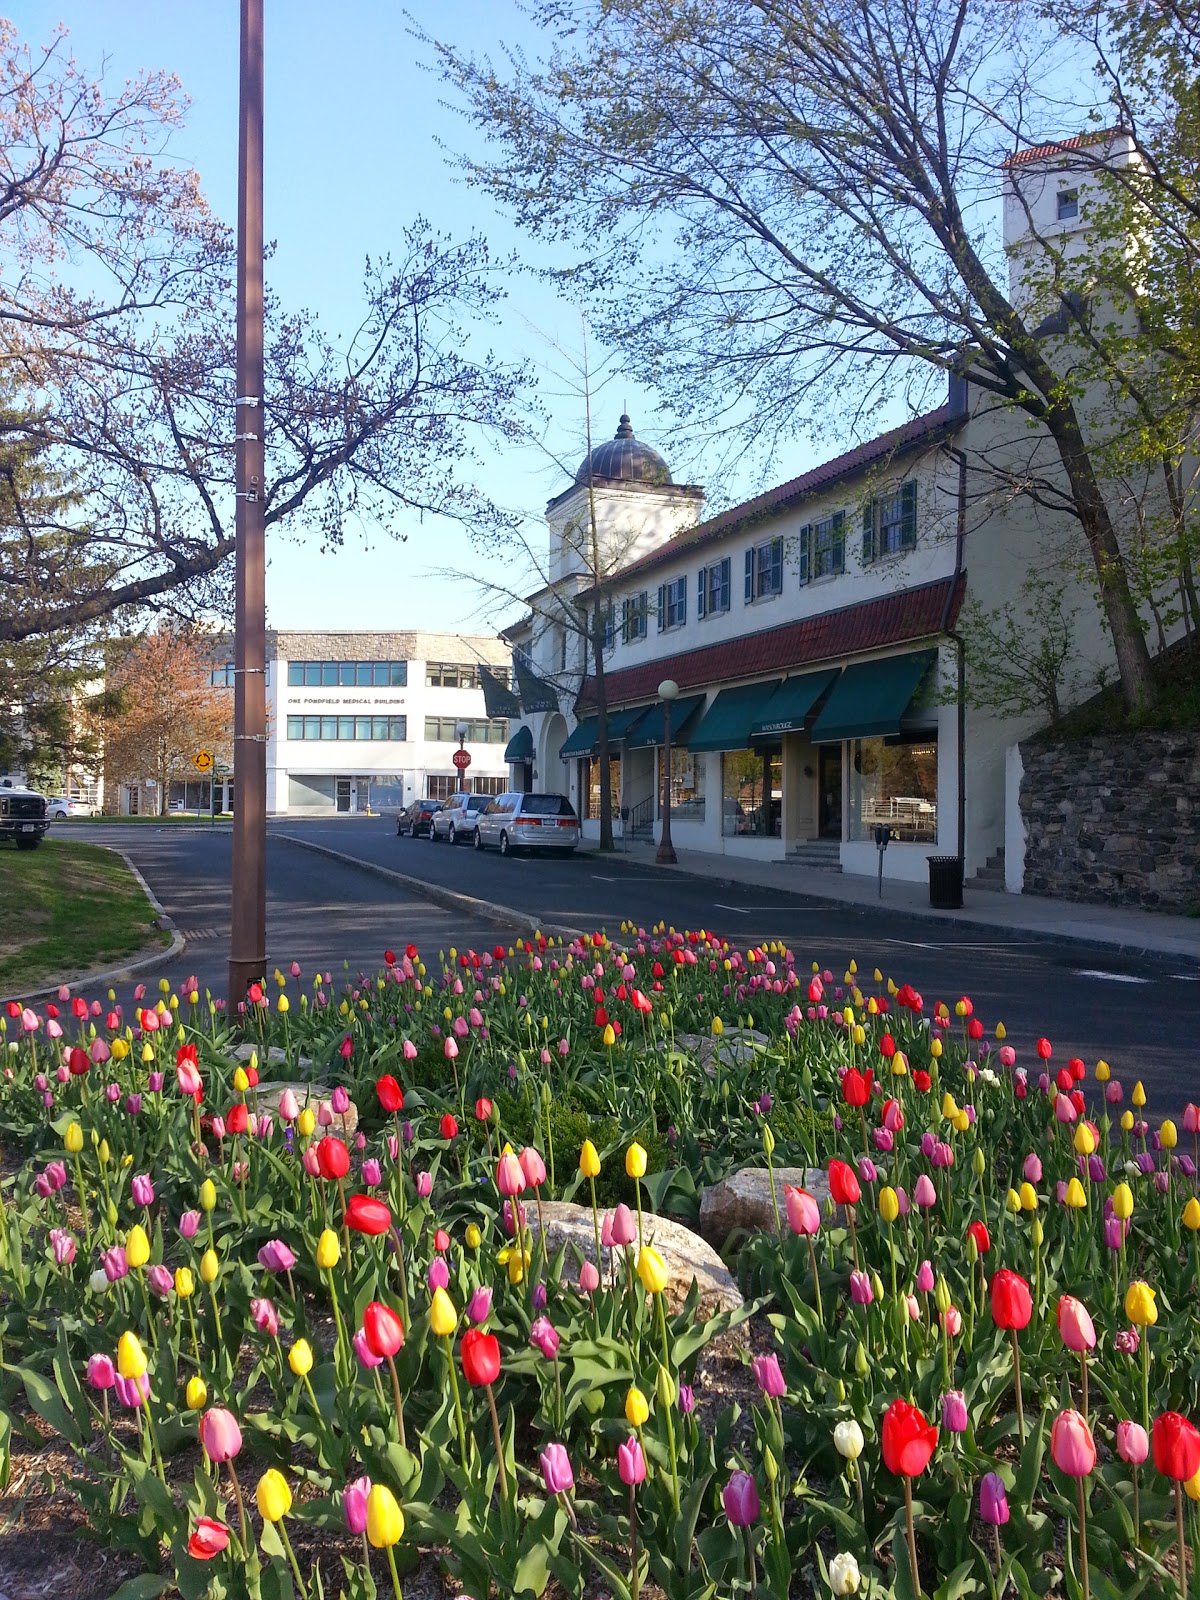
left=927, top=855, right=964, bottom=910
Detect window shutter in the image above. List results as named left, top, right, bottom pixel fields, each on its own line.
left=657, top=584, right=667, bottom=632
left=862, top=501, right=875, bottom=566
left=697, top=569, right=706, bottom=620
left=770, top=537, right=783, bottom=592
left=901, top=480, right=918, bottom=548
left=798, top=524, right=812, bottom=585
left=678, top=580, right=686, bottom=626
left=745, top=548, right=754, bottom=602
left=832, top=510, right=846, bottom=574
left=720, top=557, right=731, bottom=609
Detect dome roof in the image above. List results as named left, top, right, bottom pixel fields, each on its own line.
left=575, top=414, right=672, bottom=487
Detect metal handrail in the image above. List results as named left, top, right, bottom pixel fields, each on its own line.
left=627, top=796, right=655, bottom=834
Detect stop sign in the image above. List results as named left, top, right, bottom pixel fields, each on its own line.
left=452, top=748, right=472, bottom=771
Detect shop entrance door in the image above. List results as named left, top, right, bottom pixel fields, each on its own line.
left=818, top=746, right=842, bottom=839
left=336, top=779, right=351, bottom=813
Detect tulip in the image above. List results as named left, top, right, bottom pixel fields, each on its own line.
left=186, top=1376, right=208, bottom=1411
left=722, top=1470, right=760, bottom=1527
left=256, top=1468, right=292, bottom=1522
left=618, top=1433, right=646, bottom=1485
left=529, top=1316, right=560, bottom=1360
left=610, top=1203, right=638, bottom=1246
left=345, top=1193, right=391, bottom=1235
left=366, top=1482, right=405, bottom=1549
left=941, top=1390, right=968, bottom=1434
left=343, top=1474, right=372, bottom=1535
left=258, top=1239, right=296, bottom=1274
left=540, top=1441, right=574, bottom=1495
left=86, top=1353, right=115, bottom=1390
left=199, top=1407, right=242, bottom=1464
left=188, top=1517, right=231, bottom=1560
left=752, top=1353, right=785, bottom=1399
left=834, top=1419, right=864, bottom=1460
left=316, top=1229, right=340, bottom=1269
left=1051, top=1409, right=1096, bottom=1599
left=625, top=1385, right=650, bottom=1427
left=849, top=1270, right=873, bottom=1306
left=461, top=1327, right=501, bottom=1387
left=636, top=1246, right=668, bottom=1295
left=1153, top=1412, right=1200, bottom=1482
left=829, top=1552, right=861, bottom=1595
left=497, top=1150, right=525, bottom=1195
left=979, top=1471, right=1009, bottom=1526
left=117, top=1331, right=147, bottom=1381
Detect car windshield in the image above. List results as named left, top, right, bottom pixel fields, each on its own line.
left=521, top=795, right=576, bottom=818
left=465, top=795, right=491, bottom=811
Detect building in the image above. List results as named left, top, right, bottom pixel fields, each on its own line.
left=259, top=631, right=513, bottom=815
left=499, top=134, right=1189, bottom=884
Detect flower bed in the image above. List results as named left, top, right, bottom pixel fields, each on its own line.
left=1, top=927, right=1197, bottom=1600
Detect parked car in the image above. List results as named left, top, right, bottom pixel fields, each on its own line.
left=0, top=784, right=49, bottom=849
left=397, top=797, right=442, bottom=838
left=473, top=792, right=580, bottom=856
left=430, top=792, right=493, bottom=845
left=46, top=797, right=94, bottom=819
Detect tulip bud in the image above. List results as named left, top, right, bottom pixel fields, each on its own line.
left=316, top=1229, right=340, bottom=1269
left=199, top=1179, right=217, bottom=1213
left=972, top=1149, right=985, bottom=1177
left=1031, top=1217, right=1044, bottom=1247
left=297, top=1107, right=316, bottom=1138
left=175, top=1267, right=195, bottom=1298
left=1112, top=1182, right=1133, bottom=1220
left=878, top=1186, right=899, bottom=1224
left=762, top=1124, right=776, bottom=1157
left=854, top=1341, right=868, bottom=1378
left=125, top=1225, right=150, bottom=1269
left=833, top=1418, right=864, bottom=1459
left=762, top=1444, right=778, bottom=1483
left=935, top=1275, right=952, bottom=1315
left=200, top=1248, right=219, bottom=1284
left=65, top=1123, right=83, bottom=1154
left=288, top=1339, right=314, bottom=1376
left=1006, top=1187, right=1021, bottom=1213
left=186, top=1375, right=208, bottom=1410
left=656, top=1363, right=676, bottom=1409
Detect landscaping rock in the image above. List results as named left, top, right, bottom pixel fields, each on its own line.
left=527, top=1199, right=743, bottom=1319
left=674, top=1028, right=771, bottom=1074
left=256, top=1080, right=359, bottom=1140
left=698, top=1166, right=833, bottom=1248
left=233, top=1042, right=315, bottom=1074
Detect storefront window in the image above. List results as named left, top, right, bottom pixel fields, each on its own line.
left=583, top=756, right=621, bottom=821
left=722, top=747, right=781, bottom=837
left=848, top=735, right=938, bottom=842
left=658, top=747, right=705, bottom=822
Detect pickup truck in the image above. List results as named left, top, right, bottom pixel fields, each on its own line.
left=0, top=784, right=50, bottom=849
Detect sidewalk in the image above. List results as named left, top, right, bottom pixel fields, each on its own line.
left=581, top=839, right=1199, bottom=961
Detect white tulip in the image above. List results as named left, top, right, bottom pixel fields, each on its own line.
left=829, top=1552, right=860, bottom=1595
left=832, top=1418, right=864, bottom=1460
left=89, top=1267, right=110, bottom=1295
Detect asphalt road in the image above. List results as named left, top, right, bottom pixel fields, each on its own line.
left=70, top=817, right=1199, bottom=1116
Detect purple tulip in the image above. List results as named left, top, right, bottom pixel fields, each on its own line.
left=849, top=1270, right=873, bottom=1306
left=979, top=1471, right=1009, bottom=1525
left=147, top=1265, right=173, bottom=1298
left=131, top=1174, right=154, bottom=1207
left=722, top=1471, right=760, bottom=1527
left=102, top=1246, right=128, bottom=1282
left=679, top=1384, right=696, bottom=1414
left=125, top=1093, right=143, bottom=1116
left=540, top=1442, right=574, bottom=1495
left=114, top=1371, right=150, bottom=1409
left=257, top=1239, right=297, bottom=1274
left=467, top=1286, right=493, bottom=1324
left=1114, top=1327, right=1140, bottom=1356
left=427, top=1258, right=450, bottom=1292
left=147, top=1070, right=164, bottom=1092
left=529, top=1317, right=560, bottom=1359
left=941, top=1390, right=969, bottom=1433
left=751, top=1353, right=785, bottom=1398
left=362, top=1158, right=382, bottom=1187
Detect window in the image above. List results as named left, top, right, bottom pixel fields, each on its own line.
left=848, top=734, right=938, bottom=843
left=658, top=746, right=705, bottom=821
left=722, top=747, right=782, bottom=836
left=209, top=664, right=237, bottom=687
left=801, top=513, right=846, bottom=582
left=657, top=576, right=687, bottom=632
left=423, top=717, right=510, bottom=743
left=427, top=774, right=458, bottom=801
left=286, top=715, right=408, bottom=741
left=1056, top=189, right=1079, bottom=222
left=698, top=558, right=731, bottom=618
left=862, top=481, right=918, bottom=564
left=583, top=755, right=621, bottom=821
left=472, top=775, right=508, bottom=797
left=621, top=592, right=649, bottom=644
left=602, top=606, right=615, bottom=651
left=744, top=538, right=783, bottom=602
left=426, top=662, right=499, bottom=689
left=286, top=660, right=407, bottom=688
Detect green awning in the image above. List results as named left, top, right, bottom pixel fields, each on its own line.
left=503, top=724, right=534, bottom=762
left=809, top=650, right=937, bottom=744
left=482, top=666, right=522, bottom=720
left=625, top=693, right=706, bottom=749
left=605, top=704, right=653, bottom=741
left=750, top=669, right=839, bottom=737
left=688, top=680, right=782, bottom=753
left=515, top=657, right=559, bottom=715
left=559, top=717, right=597, bottom=759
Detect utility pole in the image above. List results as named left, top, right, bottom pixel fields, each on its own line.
left=228, top=0, right=267, bottom=1001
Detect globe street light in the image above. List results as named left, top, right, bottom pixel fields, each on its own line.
left=455, top=722, right=470, bottom=793
left=657, top=678, right=679, bottom=865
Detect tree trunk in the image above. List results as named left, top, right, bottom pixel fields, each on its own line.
left=591, top=591, right=614, bottom=851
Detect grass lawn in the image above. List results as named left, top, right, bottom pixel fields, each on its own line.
left=0, top=838, right=169, bottom=995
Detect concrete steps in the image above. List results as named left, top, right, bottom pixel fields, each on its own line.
left=785, top=840, right=843, bottom=873
left=971, top=845, right=1006, bottom=888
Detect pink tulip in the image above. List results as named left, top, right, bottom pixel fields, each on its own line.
left=353, top=1328, right=383, bottom=1369
left=579, top=1261, right=600, bottom=1293
left=277, top=1089, right=300, bottom=1122
left=444, top=1037, right=458, bottom=1061
left=609, top=1204, right=637, bottom=1246
left=916, top=1260, right=935, bottom=1293
left=1117, top=1420, right=1149, bottom=1465
left=1054, top=1094, right=1077, bottom=1124
left=343, top=1475, right=372, bottom=1534
left=722, top=1471, right=760, bottom=1527
left=317, top=1101, right=334, bottom=1128
left=529, top=1317, right=560, bottom=1359
left=1023, top=1153, right=1042, bottom=1183
left=914, top=1175, right=937, bottom=1209
left=331, top=1086, right=350, bottom=1115
left=362, top=1158, right=382, bottom=1187
left=257, top=1240, right=297, bottom=1274
left=941, top=1390, right=968, bottom=1433
left=540, top=1442, right=574, bottom=1495
left=1184, top=1105, right=1200, bottom=1135
left=87, top=1353, right=116, bottom=1389
left=752, top=1353, right=785, bottom=1398
left=131, top=1174, right=154, bottom=1207
left=415, top=1171, right=433, bottom=1198
left=941, top=1306, right=962, bottom=1337
left=1050, top=1409, right=1096, bottom=1476
left=147, top=1265, right=173, bottom=1298
left=49, top=1228, right=76, bottom=1265
left=785, top=1186, right=821, bottom=1235
left=302, top=1146, right=321, bottom=1176
left=467, top=1286, right=493, bottom=1324
left=1057, top=1295, right=1097, bottom=1353
left=618, top=1434, right=646, bottom=1486
left=115, top=1372, right=150, bottom=1408
left=497, top=1152, right=525, bottom=1196
left=520, top=1147, right=547, bottom=1188
left=102, top=1246, right=128, bottom=1282
left=90, top=1039, right=110, bottom=1064
left=251, top=1297, right=279, bottom=1336
left=199, top=1407, right=242, bottom=1463
left=849, top=1270, right=873, bottom=1306
left=402, top=1039, right=418, bottom=1060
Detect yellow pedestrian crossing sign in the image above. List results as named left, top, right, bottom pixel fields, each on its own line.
left=193, top=750, right=214, bottom=772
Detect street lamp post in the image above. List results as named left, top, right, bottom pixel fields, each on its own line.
left=455, top=722, right=470, bottom=792
left=656, top=678, right=679, bottom=865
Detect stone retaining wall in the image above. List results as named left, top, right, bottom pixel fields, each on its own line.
left=1018, top=733, right=1200, bottom=912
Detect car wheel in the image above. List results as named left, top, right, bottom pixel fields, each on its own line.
left=473, top=826, right=483, bottom=851
left=499, top=830, right=510, bottom=857
left=429, top=822, right=438, bottom=841
left=449, top=824, right=458, bottom=845
left=408, top=821, right=417, bottom=838
left=15, top=834, right=40, bottom=851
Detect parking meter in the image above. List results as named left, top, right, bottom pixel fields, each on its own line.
left=874, top=823, right=891, bottom=898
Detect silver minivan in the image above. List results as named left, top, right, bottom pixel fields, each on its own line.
left=473, top=792, right=580, bottom=856
left=430, top=792, right=492, bottom=845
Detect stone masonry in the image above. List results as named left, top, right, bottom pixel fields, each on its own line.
left=1019, top=733, right=1200, bottom=913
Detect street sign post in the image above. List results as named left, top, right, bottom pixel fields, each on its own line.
left=193, top=751, right=214, bottom=771
left=452, top=748, right=472, bottom=772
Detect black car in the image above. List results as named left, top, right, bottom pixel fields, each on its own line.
left=0, top=783, right=49, bottom=850
left=397, top=797, right=442, bottom=838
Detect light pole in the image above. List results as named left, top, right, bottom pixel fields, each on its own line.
left=656, top=678, right=679, bottom=865
left=456, top=722, right=470, bottom=792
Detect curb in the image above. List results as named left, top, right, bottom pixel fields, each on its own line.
left=274, top=833, right=585, bottom=944
left=3, top=846, right=186, bottom=1005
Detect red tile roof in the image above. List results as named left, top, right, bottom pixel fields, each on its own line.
left=1002, top=129, right=1126, bottom=169
left=610, top=406, right=956, bottom=589
left=578, top=574, right=965, bottom=707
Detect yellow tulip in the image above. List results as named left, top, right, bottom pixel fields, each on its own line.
left=429, top=1287, right=457, bottom=1337
left=200, top=1248, right=219, bottom=1284
left=465, top=1223, right=482, bottom=1251
left=277, top=995, right=289, bottom=1014
left=878, top=1187, right=899, bottom=1224
left=1161, top=1119, right=1178, bottom=1151
left=1112, top=1182, right=1134, bottom=1221
left=1064, top=1178, right=1087, bottom=1209
left=578, top=1139, right=601, bottom=1178
left=711, top=1016, right=724, bottom=1036
left=636, top=1247, right=669, bottom=1295
left=995, top=1022, right=1006, bottom=1040
left=199, top=1179, right=217, bottom=1213
left=1019, top=1182, right=1038, bottom=1212
left=1132, top=1081, right=1146, bottom=1108
left=65, top=1123, right=83, bottom=1154
left=1073, top=1124, right=1095, bottom=1156
left=316, top=1229, right=340, bottom=1269
left=504, top=1246, right=530, bottom=1285
left=1183, top=1198, right=1200, bottom=1232
left=186, top=1375, right=208, bottom=1410
left=288, top=1339, right=314, bottom=1376
left=1120, top=1110, right=1134, bottom=1132
left=843, top=1006, right=854, bottom=1026
left=125, top=1224, right=151, bottom=1268
left=1095, top=1059, right=1110, bottom=1082
left=111, top=1038, right=129, bottom=1060
left=601, top=1023, right=616, bottom=1047
left=98, top=1140, right=110, bottom=1166
left=867, top=996, right=878, bottom=1015
left=297, top=1107, right=316, bottom=1138
left=117, top=1331, right=148, bottom=1380
left=140, top=1043, right=154, bottom=1063
left=175, top=1267, right=195, bottom=1298
left=1187, top=1472, right=1200, bottom=1504
left=256, top=1468, right=292, bottom=1522
left=233, top=1066, right=250, bottom=1092
left=1005, top=1187, right=1021, bottom=1213
left=1125, top=1281, right=1158, bottom=1327
left=852, top=1024, right=866, bottom=1047
left=953, top=1109, right=970, bottom=1134
left=930, top=1038, right=942, bottom=1059
left=366, top=1483, right=405, bottom=1548
left=625, top=1386, right=650, bottom=1427
left=626, top=1143, right=647, bottom=1180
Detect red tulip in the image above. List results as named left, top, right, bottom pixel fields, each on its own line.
left=384, top=949, right=396, bottom=965
left=439, top=1112, right=459, bottom=1141
left=460, top=1327, right=501, bottom=1387
left=66, top=1046, right=90, bottom=1076
left=226, top=1103, right=249, bottom=1136
left=881, top=1398, right=938, bottom=1477
left=362, top=1301, right=405, bottom=1359
left=990, top=1268, right=1033, bottom=1331
left=967, top=1220, right=991, bottom=1255
left=345, top=1193, right=392, bottom=1235
left=188, top=1517, right=231, bottom=1559
left=316, top=1136, right=350, bottom=1180
left=913, top=1070, right=932, bottom=1092
left=1036, top=1037, right=1053, bottom=1060
left=841, top=1067, right=873, bottom=1107
left=339, top=1035, right=354, bottom=1060
left=1152, top=1412, right=1200, bottom=1482
left=375, top=1075, right=404, bottom=1113
left=827, top=1159, right=861, bottom=1207
left=475, top=1097, right=493, bottom=1122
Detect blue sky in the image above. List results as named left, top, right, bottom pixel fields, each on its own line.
left=12, top=2, right=841, bottom=635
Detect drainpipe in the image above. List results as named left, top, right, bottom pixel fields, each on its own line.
left=940, top=443, right=969, bottom=866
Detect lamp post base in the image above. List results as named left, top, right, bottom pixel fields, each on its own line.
left=228, top=956, right=266, bottom=1002
left=655, top=840, right=677, bottom=865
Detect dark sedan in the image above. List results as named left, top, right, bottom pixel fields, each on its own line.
left=397, top=798, right=442, bottom=838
